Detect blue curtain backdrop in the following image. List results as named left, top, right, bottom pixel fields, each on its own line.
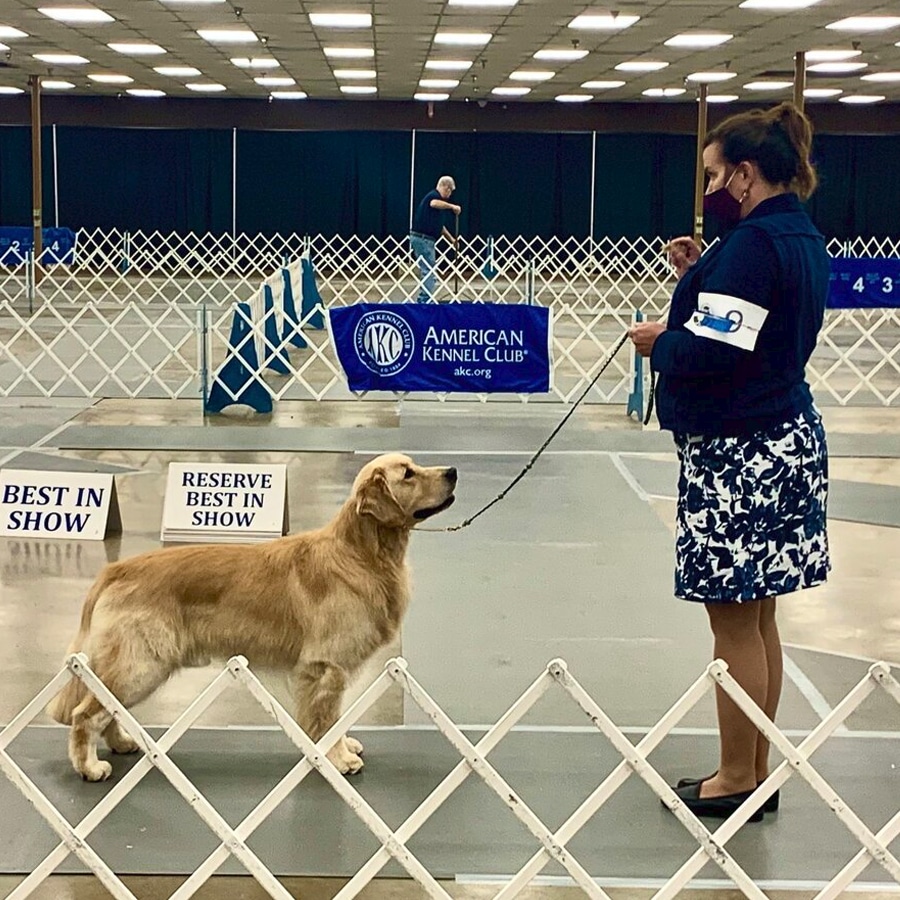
left=0, top=124, right=897, bottom=240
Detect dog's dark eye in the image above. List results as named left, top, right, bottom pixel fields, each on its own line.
left=404, top=467, right=414, bottom=480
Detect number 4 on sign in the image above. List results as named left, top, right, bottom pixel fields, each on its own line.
left=853, top=277, right=865, bottom=293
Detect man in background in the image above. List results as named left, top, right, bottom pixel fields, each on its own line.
left=409, top=175, right=461, bottom=303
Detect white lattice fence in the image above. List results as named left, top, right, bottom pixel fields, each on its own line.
left=2, top=653, right=900, bottom=899
left=0, top=229, right=898, bottom=404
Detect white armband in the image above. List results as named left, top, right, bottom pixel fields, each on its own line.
left=685, top=291, right=768, bottom=352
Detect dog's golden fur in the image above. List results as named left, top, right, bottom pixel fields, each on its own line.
left=47, top=453, right=456, bottom=781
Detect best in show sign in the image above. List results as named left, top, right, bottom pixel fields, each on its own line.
left=0, top=469, right=122, bottom=541
left=161, top=462, right=289, bottom=543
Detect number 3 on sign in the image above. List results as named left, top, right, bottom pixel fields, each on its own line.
left=884, top=277, right=894, bottom=294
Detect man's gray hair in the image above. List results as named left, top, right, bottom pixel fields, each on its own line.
left=437, top=175, right=456, bottom=191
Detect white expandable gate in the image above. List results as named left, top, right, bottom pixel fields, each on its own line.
left=2, top=653, right=900, bottom=899
left=0, top=229, right=898, bottom=405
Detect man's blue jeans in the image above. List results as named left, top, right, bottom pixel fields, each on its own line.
left=409, top=233, right=436, bottom=303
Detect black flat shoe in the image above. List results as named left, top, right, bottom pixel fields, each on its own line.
left=665, top=781, right=765, bottom=822
left=676, top=772, right=779, bottom=812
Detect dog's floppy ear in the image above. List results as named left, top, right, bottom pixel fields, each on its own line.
left=356, top=468, right=407, bottom=527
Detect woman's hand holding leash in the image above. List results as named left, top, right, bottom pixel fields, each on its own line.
left=628, top=321, right=666, bottom=357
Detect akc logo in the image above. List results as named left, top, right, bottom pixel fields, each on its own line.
left=353, top=309, right=415, bottom=376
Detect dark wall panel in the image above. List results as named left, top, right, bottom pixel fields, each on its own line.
left=53, top=127, right=232, bottom=233
left=593, top=133, right=696, bottom=240
left=414, top=131, right=592, bottom=240
left=2, top=125, right=899, bottom=240
left=0, top=125, right=57, bottom=227
left=235, top=130, right=411, bottom=237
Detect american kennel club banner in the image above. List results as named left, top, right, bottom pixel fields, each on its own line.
left=329, top=303, right=551, bottom=393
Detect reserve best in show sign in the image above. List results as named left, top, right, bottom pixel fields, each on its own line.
left=329, top=303, right=551, bottom=393
left=160, top=462, right=289, bottom=543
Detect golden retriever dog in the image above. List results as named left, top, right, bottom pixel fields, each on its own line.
left=47, top=453, right=457, bottom=782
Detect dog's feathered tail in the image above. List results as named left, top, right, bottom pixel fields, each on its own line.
left=45, top=579, right=103, bottom=725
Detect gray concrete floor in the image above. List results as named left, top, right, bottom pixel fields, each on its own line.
left=1, top=398, right=900, bottom=899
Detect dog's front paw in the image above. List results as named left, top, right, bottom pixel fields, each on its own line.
left=327, top=736, right=364, bottom=775
left=345, top=735, right=364, bottom=756
left=81, top=760, right=113, bottom=782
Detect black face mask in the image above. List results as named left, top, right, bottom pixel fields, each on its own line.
left=703, top=168, right=744, bottom=238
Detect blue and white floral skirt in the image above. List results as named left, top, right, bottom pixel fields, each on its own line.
left=674, top=409, right=830, bottom=604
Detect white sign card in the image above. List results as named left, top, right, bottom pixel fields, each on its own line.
left=0, top=469, right=122, bottom=541
left=160, top=462, right=289, bottom=543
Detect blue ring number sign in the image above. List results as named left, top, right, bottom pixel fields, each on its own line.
left=0, top=227, right=77, bottom=266
left=829, top=258, right=900, bottom=309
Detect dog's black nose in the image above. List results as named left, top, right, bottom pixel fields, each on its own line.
left=445, top=467, right=458, bottom=484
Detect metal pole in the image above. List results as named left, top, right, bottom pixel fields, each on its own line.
left=29, top=75, right=43, bottom=263
left=589, top=130, right=597, bottom=242
left=409, top=129, right=417, bottom=230
left=452, top=212, right=459, bottom=296
left=231, top=127, right=237, bottom=270
left=794, top=51, right=806, bottom=112
left=693, top=83, right=708, bottom=246
left=52, top=122, right=59, bottom=227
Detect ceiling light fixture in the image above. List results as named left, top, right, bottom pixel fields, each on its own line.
left=568, top=13, right=639, bottom=30
left=127, top=88, right=166, bottom=97
left=0, top=26, right=28, bottom=39
left=154, top=66, right=201, bottom=77
left=509, top=70, right=555, bottom=81
left=196, top=28, right=258, bottom=43
left=310, top=13, right=372, bottom=28
left=254, top=76, right=295, bottom=86
left=804, top=87, right=843, bottom=97
left=334, top=69, right=376, bottom=78
left=186, top=82, right=227, bottom=91
left=414, top=91, right=449, bottom=100
left=340, top=84, right=377, bottom=93
left=271, top=90, right=308, bottom=99
left=108, top=42, right=166, bottom=55
left=665, top=33, right=733, bottom=47
left=555, top=93, right=592, bottom=102
left=435, top=32, right=492, bottom=46
left=323, top=47, right=374, bottom=58
left=33, top=53, right=89, bottom=64
left=534, top=48, right=588, bottom=61
left=805, top=49, right=862, bottom=61
left=491, top=86, right=531, bottom=95
left=419, top=78, right=459, bottom=88
left=615, top=60, right=668, bottom=72
left=827, top=17, right=900, bottom=32
left=686, top=71, right=737, bottom=82
left=38, top=7, right=115, bottom=23
left=643, top=87, right=686, bottom=97
left=88, top=73, right=133, bottom=83
left=808, top=62, right=867, bottom=73
left=743, top=80, right=793, bottom=89
left=231, top=58, right=278, bottom=68
left=706, top=94, right=740, bottom=102
left=0, top=86, right=25, bottom=94
left=41, top=79, right=76, bottom=89
left=581, top=80, right=625, bottom=89
left=449, top=0, right=517, bottom=5
left=862, top=72, right=900, bottom=82
left=739, top=0, right=820, bottom=8
left=839, top=94, right=885, bottom=103
left=425, top=60, right=472, bottom=70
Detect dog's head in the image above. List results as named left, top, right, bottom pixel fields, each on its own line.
left=354, top=453, right=457, bottom=528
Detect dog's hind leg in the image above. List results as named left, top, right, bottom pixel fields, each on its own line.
left=70, top=648, right=172, bottom=781
left=293, top=660, right=363, bottom=775
left=103, top=720, right=139, bottom=755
